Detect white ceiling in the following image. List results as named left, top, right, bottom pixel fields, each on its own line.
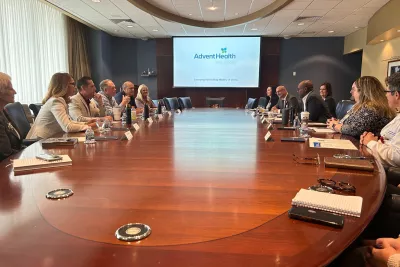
left=46, top=0, right=391, bottom=38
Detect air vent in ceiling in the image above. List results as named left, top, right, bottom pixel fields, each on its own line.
left=110, top=19, right=135, bottom=25
left=294, top=16, right=322, bottom=23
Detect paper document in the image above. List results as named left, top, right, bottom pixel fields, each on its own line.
left=309, top=138, right=357, bottom=150
left=309, top=127, right=336, bottom=133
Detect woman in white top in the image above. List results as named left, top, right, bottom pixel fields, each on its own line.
left=135, top=84, right=156, bottom=109
left=27, top=73, right=95, bottom=139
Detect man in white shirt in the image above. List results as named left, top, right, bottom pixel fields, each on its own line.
left=271, top=86, right=299, bottom=114
left=361, top=72, right=400, bottom=168
left=69, top=76, right=112, bottom=122
left=96, top=79, right=130, bottom=114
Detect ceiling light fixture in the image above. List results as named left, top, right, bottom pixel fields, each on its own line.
left=92, top=0, right=101, bottom=2
left=397, top=29, right=400, bottom=33
left=354, top=26, right=359, bottom=29
left=188, top=13, right=192, bottom=16
left=127, top=25, right=134, bottom=28
left=380, top=39, right=384, bottom=42
left=208, top=0, right=217, bottom=11
left=152, top=29, right=159, bottom=32
left=328, top=30, right=334, bottom=33
left=297, top=23, right=304, bottom=26
left=251, top=28, right=258, bottom=31
left=235, top=12, right=239, bottom=15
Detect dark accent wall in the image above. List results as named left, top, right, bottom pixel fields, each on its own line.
left=279, top=37, right=362, bottom=103
left=87, top=29, right=157, bottom=97
left=155, top=37, right=281, bottom=107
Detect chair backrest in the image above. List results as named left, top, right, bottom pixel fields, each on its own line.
left=178, top=97, right=193, bottom=109
left=29, top=103, right=42, bottom=117
left=164, top=97, right=180, bottom=110
left=206, top=97, right=225, bottom=107
left=152, top=99, right=159, bottom=107
left=4, top=102, right=31, bottom=139
left=247, top=98, right=258, bottom=109
left=335, top=100, right=355, bottom=120
left=258, top=97, right=267, bottom=108
left=22, top=104, right=34, bottom=123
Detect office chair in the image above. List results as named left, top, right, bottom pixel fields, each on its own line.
left=29, top=103, right=42, bottom=118
left=163, top=97, right=180, bottom=110
left=258, top=97, right=267, bottom=108
left=335, top=100, right=355, bottom=120
left=178, top=97, right=193, bottom=109
left=247, top=98, right=258, bottom=109
left=206, top=97, right=225, bottom=107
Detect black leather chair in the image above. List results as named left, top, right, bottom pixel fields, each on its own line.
left=178, top=97, right=193, bottom=109
left=247, top=98, right=258, bottom=109
left=258, top=97, right=267, bottom=108
left=163, top=97, right=180, bottom=110
left=29, top=103, right=42, bottom=118
left=4, top=102, right=39, bottom=146
left=206, top=97, right=225, bottom=107
left=335, top=100, right=355, bottom=119
left=22, top=104, right=34, bottom=123
left=152, top=99, right=159, bottom=107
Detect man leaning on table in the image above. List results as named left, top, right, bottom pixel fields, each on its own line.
left=69, top=76, right=112, bottom=122
left=271, top=85, right=299, bottom=114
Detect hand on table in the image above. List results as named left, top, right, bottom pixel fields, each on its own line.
left=369, top=238, right=400, bottom=267
left=360, top=131, right=378, bottom=146
left=87, top=122, right=97, bottom=128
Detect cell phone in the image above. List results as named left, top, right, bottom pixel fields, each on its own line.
left=281, top=137, right=306, bottom=142
left=277, top=127, right=296, bottom=130
left=288, top=206, right=344, bottom=228
left=36, top=153, right=62, bottom=162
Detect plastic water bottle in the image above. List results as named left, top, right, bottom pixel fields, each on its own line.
left=85, top=126, right=95, bottom=144
left=293, top=115, right=300, bottom=129
left=131, top=108, right=137, bottom=120
left=299, top=118, right=310, bottom=138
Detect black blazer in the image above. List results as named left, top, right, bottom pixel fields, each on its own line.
left=275, top=93, right=299, bottom=114
left=115, top=91, right=137, bottom=108
left=300, top=91, right=331, bottom=122
left=266, top=95, right=278, bottom=111
left=0, top=111, right=22, bottom=161
left=324, top=96, right=336, bottom=118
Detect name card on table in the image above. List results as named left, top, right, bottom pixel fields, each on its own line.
left=147, top=117, right=153, bottom=123
left=261, top=115, right=265, bottom=121
left=167, top=111, right=172, bottom=116
left=158, top=114, right=163, bottom=119
left=264, top=131, right=272, bottom=141
left=261, top=118, right=267, bottom=124
left=267, top=122, right=272, bottom=130
left=124, top=131, right=133, bottom=141
left=176, top=109, right=181, bottom=114
left=133, top=123, right=140, bottom=131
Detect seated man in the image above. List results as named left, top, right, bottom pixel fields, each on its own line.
left=115, top=81, right=137, bottom=108
left=297, top=80, right=331, bottom=122
left=271, top=85, right=299, bottom=114
left=360, top=72, right=400, bottom=169
left=69, top=76, right=111, bottom=122
left=96, top=79, right=130, bottom=114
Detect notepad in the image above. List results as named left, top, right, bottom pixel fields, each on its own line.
left=13, top=155, right=72, bottom=174
left=309, top=127, right=336, bottom=133
left=292, top=189, right=363, bottom=217
left=309, top=138, right=358, bottom=150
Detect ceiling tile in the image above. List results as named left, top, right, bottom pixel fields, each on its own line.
left=306, top=1, right=341, bottom=10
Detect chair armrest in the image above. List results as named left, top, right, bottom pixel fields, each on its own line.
left=387, top=167, right=400, bottom=187
left=22, top=138, right=40, bottom=146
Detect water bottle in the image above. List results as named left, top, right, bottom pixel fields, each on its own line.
left=121, top=110, right=127, bottom=125
left=126, top=104, right=132, bottom=125
left=85, top=126, right=95, bottom=144
left=131, top=107, right=137, bottom=120
left=293, top=115, right=300, bottom=129
left=143, top=104, right=149, bottom=120
left=299, top=117, right=310, bottom=138
left=157, top=102, right=162, bottom=114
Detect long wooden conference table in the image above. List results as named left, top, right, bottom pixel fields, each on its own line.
left=0, top=108, right=386, bottom=267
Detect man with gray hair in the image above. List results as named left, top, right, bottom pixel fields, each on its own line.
left=96, top=79, right=130, bottom=114
left=115, top=81, right=137, bottom=108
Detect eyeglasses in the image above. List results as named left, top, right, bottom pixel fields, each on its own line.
left=292, top=154, right=320, bottom=165
left=309, top=178, right=356, bottom=194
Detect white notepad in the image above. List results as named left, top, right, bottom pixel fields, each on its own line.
left=309, top=138, right=358, bottom=150
left=309, top=127, right=336, bottom=133
left=292, top=189, right=363, bottom=217
left=13, top=155, right=72, bottom=173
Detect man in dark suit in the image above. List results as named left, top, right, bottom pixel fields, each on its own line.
left=271, top=85, right=299, bottom=114
left=115, top=81, right=137, bottom=108
left=297, top=80, right=331, bottom=122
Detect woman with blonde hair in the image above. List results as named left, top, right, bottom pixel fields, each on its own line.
left=327, top=76, right=395, bottom=137
left=27, top=73, right=95, bottom=139
left=135, top=84, right=156, bottom=109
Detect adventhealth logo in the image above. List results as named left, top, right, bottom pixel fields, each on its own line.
left=194, top=47, right=236, bottom=59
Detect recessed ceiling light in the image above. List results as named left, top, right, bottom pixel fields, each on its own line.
left=208, top=6, right=217, bottom=11
left=297, top=23, right=304, bottom=26
left=354, top=26, right=359, bottom=29
left=380, top=39, right=385, bottom=42
left=114, top=30, right=119, bottom=32
left=397, top=29, right=400, bottom=33
left=127, top=25, right=134, bottom=28
left=152, top=29, right=159, bottom=32
left=235, top=12, right=239, bottom=15
left=328, top=30, right=334, bottom=33
left=188, top=13, right=192, bottom=16
left=251, top=28, right=258, bottom=31
left=92, top=0, right=101, bottom=2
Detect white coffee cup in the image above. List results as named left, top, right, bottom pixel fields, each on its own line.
left=301, top=111, right=310, bottom=121
left=112, top=107, right=121, bottom=121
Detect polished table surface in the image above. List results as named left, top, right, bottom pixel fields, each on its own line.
left=0, top=108, right=386, bottom=267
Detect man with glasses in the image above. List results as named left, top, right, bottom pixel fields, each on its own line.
left=271, top=85, right=299, bottom=114
left=115, top=81, right=137, bottom=108
left=96, top=79, right=130, bottom=114
left=297, top=80, right=331, bottom=122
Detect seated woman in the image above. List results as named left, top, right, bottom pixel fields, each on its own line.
left=0, top=72, right=22, bottom=161
left=320, top=82, right=336, bottom=118
left=327, top=76, right=395, bottom=137
left=27, top=73, right=95, bottom=139
left=135, top=84, right=156, bottom=110
left=265, top=86, right=278, bottom=111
